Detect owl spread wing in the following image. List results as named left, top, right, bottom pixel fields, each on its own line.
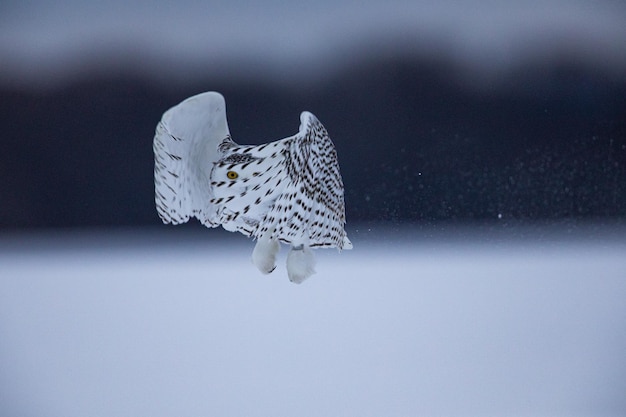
left=259, top=112, right=352, bottom=250
left=153, top=92, right=229, bottom=227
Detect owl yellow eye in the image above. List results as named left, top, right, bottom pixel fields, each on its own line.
left=226, top=171, right=238, bottom=179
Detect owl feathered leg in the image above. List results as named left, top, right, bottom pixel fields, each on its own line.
left=252, top=231, right=280, bottom=274
left=286, top=245, right=316, bottom=284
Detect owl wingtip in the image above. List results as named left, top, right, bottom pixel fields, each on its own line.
left=299, top=111, right=318, bottom=124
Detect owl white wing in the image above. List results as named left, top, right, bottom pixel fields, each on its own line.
left=153, top=91, right=229, bottom=227
left=260, top=112, right=352, bottom=250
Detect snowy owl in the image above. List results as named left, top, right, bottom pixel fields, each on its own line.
left=153, top=92, right=352, bottom=283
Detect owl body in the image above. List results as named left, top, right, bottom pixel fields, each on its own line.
left=210, top=138, right=287, bottom=237
left=153, top=92, right=351, bottom=283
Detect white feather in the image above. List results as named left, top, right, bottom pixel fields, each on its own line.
left=153, top=92, right=230, bottom=227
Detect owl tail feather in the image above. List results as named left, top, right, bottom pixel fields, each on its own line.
left=287, top=245, right=316, bottom=284
left=252, top=232, right=280, bottom=274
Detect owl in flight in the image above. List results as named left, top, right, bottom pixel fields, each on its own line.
left=153, top=92, right=352, bottom=283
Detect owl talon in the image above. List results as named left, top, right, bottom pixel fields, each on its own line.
left=287, top=245, right=316, bottom=284
left=252, top=233, right=280, bottom=274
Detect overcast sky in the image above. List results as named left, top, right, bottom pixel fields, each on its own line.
left=1, top=0, right=626, bottom=88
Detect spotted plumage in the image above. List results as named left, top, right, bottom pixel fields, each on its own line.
left=153, top=91, right=351, bottom=283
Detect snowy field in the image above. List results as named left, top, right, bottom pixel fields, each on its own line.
left=1, top=223, right=625, bottom=417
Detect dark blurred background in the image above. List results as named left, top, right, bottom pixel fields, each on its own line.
left=1, top=0, right=625, bottom=230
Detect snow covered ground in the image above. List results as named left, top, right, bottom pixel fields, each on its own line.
left=1, top=224, right=625, bottom=417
